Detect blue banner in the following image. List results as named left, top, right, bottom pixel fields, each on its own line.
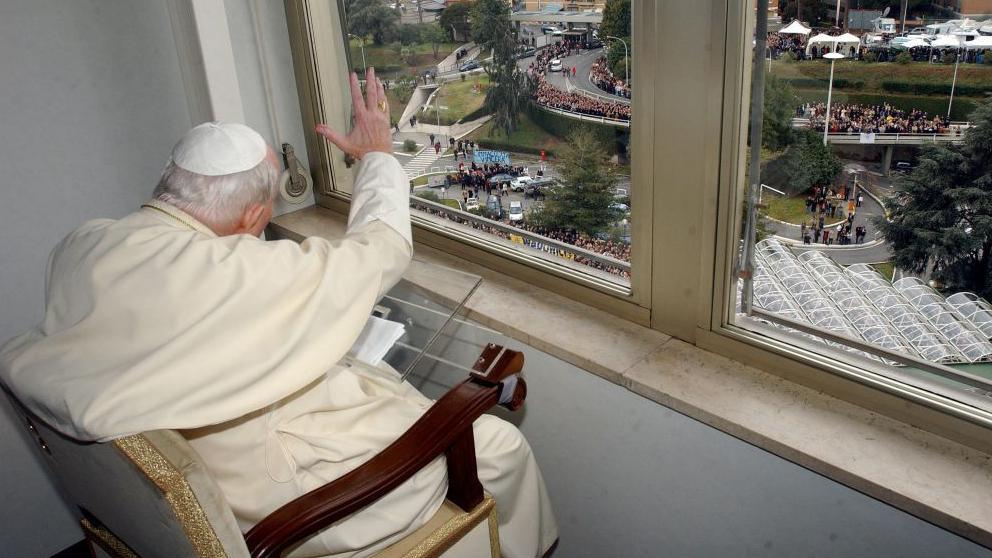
left=473, top=150, right=510, bottom=165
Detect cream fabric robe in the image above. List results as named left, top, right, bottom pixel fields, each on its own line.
left=0, top=153, right=557, bottom=558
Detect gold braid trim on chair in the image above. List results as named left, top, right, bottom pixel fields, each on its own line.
left=114, top=435, right=229, bottom=558
left=81, top=517, right=139, bottom=558
left=398, top=496, right=500, bottom=558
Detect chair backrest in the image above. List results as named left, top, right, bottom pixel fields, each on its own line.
left=4, top=389, right=248, bottom=558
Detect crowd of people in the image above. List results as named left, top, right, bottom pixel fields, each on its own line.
left=523, top=43, right=631, bottom=122
left=532, top=75, right=632, bottom=121
left=801, top=102, right=948, bottom=134
left=410, top=200, right=631, bottom=278
left=798, top=184, right=870, bottom=246
left=590, top=57, right=630, bottom=99
left=766, top=32, right=807, bottom=59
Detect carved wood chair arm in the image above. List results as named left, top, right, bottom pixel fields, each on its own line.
left=244, top=345, right=526, bottom=558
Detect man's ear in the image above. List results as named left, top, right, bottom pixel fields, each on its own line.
left=236, top=203, right=272, bottom=237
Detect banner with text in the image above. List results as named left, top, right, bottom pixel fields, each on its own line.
left=473, top=150, right=511, bottom=165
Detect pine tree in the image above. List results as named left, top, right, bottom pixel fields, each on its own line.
left=876, top=97, right=992, bottom=298
left=536, top=128, right=621, bottom=237
left=471, top=0, right=526, bottom=136
left=762, top=75, right=797, bottom=151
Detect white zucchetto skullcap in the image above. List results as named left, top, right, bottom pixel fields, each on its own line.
left=171, top=122, right=268, bottom=176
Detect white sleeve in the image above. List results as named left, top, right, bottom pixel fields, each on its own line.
left=348, top=151, right=412, bottom=250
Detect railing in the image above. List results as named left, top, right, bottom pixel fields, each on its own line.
left=408, top=196, right=631, bottom=276
left=533, top=103, right=630, bottom=128
left=793, top=120, right=971, bottom=144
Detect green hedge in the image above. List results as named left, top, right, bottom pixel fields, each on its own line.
left=524, top=103, right=618, bottom=146
left=783, top=77, right=865, bottom=90
left=881, top=80, right=992, bottom=97
left=460, top=104, right=491, bottom=123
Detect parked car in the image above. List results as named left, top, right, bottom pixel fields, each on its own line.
left=525, top=177, right=555, bottom=199
left=583, top=39, right=603, bottom=49
left=465, top=197, right=480, bottom=211
left=458, top=59, right=481, bottom=72
left=541, top=25, right=559, bottom=34
left=894, top=161, right=913, bottom=173
left=487, top=173, right=514, bottom=187
left=486, top=195, right=502, bottom=219
left=516, top=46, right=537, bottom=59
left=610, top=201, right=629, bottom=213
left=510, top=176, right=534, bottom=192
left=508, top=201, right=524, bottom=222
left=549, top=59, right=563, bottom=72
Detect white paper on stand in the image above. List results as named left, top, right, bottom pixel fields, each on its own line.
left=347, top=316, right=406, bottom=366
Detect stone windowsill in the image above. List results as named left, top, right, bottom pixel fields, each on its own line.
left=269, top=206, right=992, bottom=549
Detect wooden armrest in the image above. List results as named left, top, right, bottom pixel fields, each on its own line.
left=244, top=344, right=527, bottom=558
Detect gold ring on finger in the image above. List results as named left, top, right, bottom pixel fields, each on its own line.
left=377, top=100, right=387, bottom=113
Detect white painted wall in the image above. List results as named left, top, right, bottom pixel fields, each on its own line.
left=224, top=0, right=316, bottom=215
left=0, top=1, right=194, bottom=554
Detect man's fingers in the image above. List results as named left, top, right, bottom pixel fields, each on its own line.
left=365, top=67, right=379, bottom=111
left=376, top=78, right=386, bottom=107
left=316, top=124, right=354, bottom=155
left=349, top=72, right=364, bottom=117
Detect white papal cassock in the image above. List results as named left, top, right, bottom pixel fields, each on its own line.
left=0, top=152, right=557, bottom=558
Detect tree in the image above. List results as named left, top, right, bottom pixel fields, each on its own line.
left=439, top=2, right=473, bottom=42
left=876, top=97, right=992, bottom=299
left=396, top=24, right=421, bottom=46
left=472, top=0, right=527, bottom=135
left=422, top=23, right=449, bottom=59
left=600, top=0, right=631, bottom=80
left=536, top=128, right=621, bottom=237
left=778, top=0, right=828, bottom=26
left=599, top=0, right=630, bottom=40
left=762, top=75, right=797, bottom=151
left=346, top=0, right=398, bottom=44
left=762, top=130, right=841, bottom=196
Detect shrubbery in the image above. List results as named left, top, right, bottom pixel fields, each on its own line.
left=881, top=81, right=992, bottom=97
left=895, top=52, right=912, bottom=65
left=403, top=139, right=418, bottom=152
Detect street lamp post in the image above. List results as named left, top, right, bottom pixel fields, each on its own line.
left=348, top=34, right=367, bottom=73
left=605, top=36, right=629, bottom=82
left=947, top=38, right=964, bottom=121
left=822, top=51, right=845, bottom=146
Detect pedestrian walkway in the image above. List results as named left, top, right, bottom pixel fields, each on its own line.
left=403, top=147, right=447, bottom=179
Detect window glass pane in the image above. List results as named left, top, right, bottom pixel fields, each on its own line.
left=340, top=0, right=634, bottom=288
left=733, top=2, right=992, bottom=408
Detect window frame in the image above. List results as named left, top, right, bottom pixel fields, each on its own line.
left=282, top=0, right=992, bottom=452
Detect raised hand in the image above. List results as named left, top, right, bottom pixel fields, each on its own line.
left=316, top=67, right=392, bottom=160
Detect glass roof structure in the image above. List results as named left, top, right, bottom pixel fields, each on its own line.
left=747, top=239, right=992, bottom=365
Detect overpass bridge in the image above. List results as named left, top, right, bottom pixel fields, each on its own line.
left=792, top=118, right=970, bottom=174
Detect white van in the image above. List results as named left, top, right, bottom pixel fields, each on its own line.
left=508, top=201, right=524, bottom=222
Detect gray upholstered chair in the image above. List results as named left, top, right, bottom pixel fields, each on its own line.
left=5, top=344, right=526, bottom=558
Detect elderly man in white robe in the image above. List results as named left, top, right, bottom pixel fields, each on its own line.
left=0, top=68, right=557, bottom=558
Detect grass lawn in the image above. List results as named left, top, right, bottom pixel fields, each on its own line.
left=763, top=192, right=810, bottom=225
left=419, top=76, right=489, bottom=125
left=871, top=262, right=896, bottom=281
left=467, top=111, right=566, bottom=155
left=440, top=199, right=461, bottom=210
left=349, top=39, right=459, bottom=80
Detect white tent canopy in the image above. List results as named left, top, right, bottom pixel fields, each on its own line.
left=779, top=20, right=811, bottom=35
left=805, top=33, right=860, bottom=55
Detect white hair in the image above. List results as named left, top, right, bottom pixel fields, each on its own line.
left=153, top=157, right=279, bottom=228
